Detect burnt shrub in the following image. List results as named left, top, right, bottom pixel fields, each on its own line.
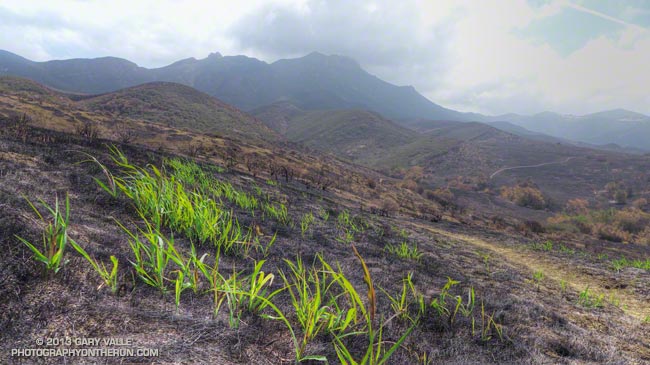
left=500, top=185, right=547, bottom=210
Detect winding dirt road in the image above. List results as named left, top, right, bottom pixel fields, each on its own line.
left=489, top=156, right=576, bottom=179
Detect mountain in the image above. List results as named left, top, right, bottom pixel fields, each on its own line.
left=487, top=121, right=647, bottom=154
left=489, top=109, right=650, bottom=151
left=0, top=50, right=473, bottom=121
left=6, top=49, right=650, bottom=150
left=486, top=121, right=562, bottom=142
left=0, top=50, right=151, bottom=93
left=254, top=102, right=539, bottom=171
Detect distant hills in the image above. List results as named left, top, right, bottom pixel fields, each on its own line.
left=0, top=50, right=151, bottom=94
left=253, top=102, right=579, bottom=175
left=484, top=110, right=650, bottom=151
left=2, top=49, right=650, bottom=151
left=250, top=102, right=650, bottom=208
left=0, top=49, right=469, bottom=121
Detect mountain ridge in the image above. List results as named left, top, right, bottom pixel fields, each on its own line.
left=3, top=49, right=650, bottom=150
left=0, top=49, right=469, bottom=122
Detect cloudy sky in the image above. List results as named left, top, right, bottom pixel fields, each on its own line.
left=1, top=0, right=649, bottom=115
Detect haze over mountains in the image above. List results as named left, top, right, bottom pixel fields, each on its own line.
left=485, top=110, right=650, bottom=151
left=2, top=49, right=650, bottom=151
left=0, top=49, right=468, bottom=121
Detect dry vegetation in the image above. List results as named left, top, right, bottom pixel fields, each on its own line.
left=500, top=180, right=547, bottom=210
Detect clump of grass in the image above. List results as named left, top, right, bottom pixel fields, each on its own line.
left=384, top=241, right=423, bottom=261
left=70, top=240, right=119, bottom=293
left=117, top=215, right=217, bottom=300
left=118, top=219, right=176, bottom=294
left=425, top=277, right=503, bottom=342
left=379, top=272, right=425, bottom=324
left=279, top=255, right=356, bottom=360
left=336, top=229, right=355, bottom=245
left=608, top=292, right=621, bottom=308
left=476, top=251, right=491, bottom=274
left=260, top=249, right=416, bottom=363
left=610, top=256, right=650, bottom=273
left=558, top=244, right=575, bottom=255
left=319, top=207, right=330, bottom=222
left=332, top=245, right=416, bottom=365
left=252, top=231, right=277, bottom=258
left=263, top=202, right=291, bottom=226
left=577, top=286, right=604, bottom=308
left=76, top=150, right=121, bottom=198
left=430, top=277, right=475, bottom=325
left=611, top=258, right=625, bottom=272
left=429, top=277, right=458, bottom=318
left=336, top=209, right=363, bottom=233
left=100, top=148, right=258, bottom=255
left=194, top=248, right=225, bottom=317
left=479, top=302, right=503, bottom=342
left=210, top=268, right=256, bottom=328
left=220, top=268, right=245, bottom=328
left=337, top=210, right=351, bottom=228
left=531, top=240, right=553, bottom=251
left=16, top=194, right=72, bottom=275
left=241, top=260, right=284, bottom=314
left=532, top=270, right=544, bottom=291
left=167, top=241, right=206, bottom=308
left=300, top=212, right=315, bottom=238
left=199, top=258, right=283, bottom=328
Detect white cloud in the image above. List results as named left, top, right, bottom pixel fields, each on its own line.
left=429, top=0, right=650, bottom=115
left=0, top=0, right=649, bottom=115
left=0, top=0, right=299, bottom=64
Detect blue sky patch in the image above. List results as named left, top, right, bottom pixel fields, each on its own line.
left=517, top=6, right=625, bottom=56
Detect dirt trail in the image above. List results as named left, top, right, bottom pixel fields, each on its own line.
left=415, top=223, right=650, bottom=320
left=489, top=156, right=576, bottom=179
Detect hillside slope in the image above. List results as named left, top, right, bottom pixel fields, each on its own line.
left=254, top=104, right=575, bottom=173
left=78, top=82, right=281, bottom=142
left=254, top=103, right=417, bottom=162
left=0, top=77, right=279, bottom=144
